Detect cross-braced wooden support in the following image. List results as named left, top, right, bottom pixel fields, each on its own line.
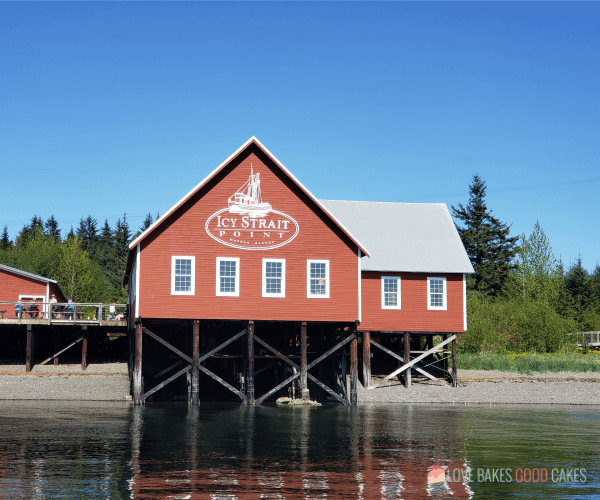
left=135, top=325, right=248, bottom=404
left=253, top=328, right=357, bottom=405
left=369, top=334, right=457, bottom=389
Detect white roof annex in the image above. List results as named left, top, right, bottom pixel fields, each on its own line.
left=320, top=200, right=474, bottom=274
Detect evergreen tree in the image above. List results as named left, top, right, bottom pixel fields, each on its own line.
left=588, top=264, right=600, bottom=311
left=16, top=215, right=45, bottom=245
left=0, top=225, right=12, bottom=251
left=44, top=216, right=61, bottom=242
left=133, top=213, right=154, bottom=239
left=76, top=215, right=99, bottom=257
left=66, top=226, right=76, bottom=240
left=564, top=256, right=589, bottom=326
left=452, top=174, right=519, bottom=296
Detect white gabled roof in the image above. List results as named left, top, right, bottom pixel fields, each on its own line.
left=320, top=200, right=474, bottom=274
left=0, top=263, right=61, bottom=284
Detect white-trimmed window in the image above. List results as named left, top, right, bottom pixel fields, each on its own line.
left=171, top=256, right=195, bottom=295
left=263, top=259, right=285, bottom=298
left=217, top=257, right=240, bottom=297
left=307, top=260, right=330, bottom=298
left=381, top=276, right=401, bottom=309
left=427, top=277, right=447, bottom=310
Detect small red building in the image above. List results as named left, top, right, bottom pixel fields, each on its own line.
left=0, top=264, right=66, bottom=318
left=123, top=137, right=473, bottom=404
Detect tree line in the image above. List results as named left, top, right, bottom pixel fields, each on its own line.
left=453, top=175, right=600, bottom=353
left=0, top=213, right=157, bottom=304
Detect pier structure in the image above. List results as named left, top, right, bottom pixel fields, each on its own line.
left=123, top=138, right=473, bottom=405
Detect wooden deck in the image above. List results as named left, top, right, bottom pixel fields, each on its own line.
left=0, top=302, right=127, bottom=328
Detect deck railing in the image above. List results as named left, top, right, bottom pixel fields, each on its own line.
left=0, top=301, right=127, bottom=326
left=571, top=331, right=600, bottom=348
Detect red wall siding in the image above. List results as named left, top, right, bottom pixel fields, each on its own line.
left=0, top=270, right=49, bottom=317
left=359, top=272, right=465, bottom=332
left=137, top=147, right=360, bottom=322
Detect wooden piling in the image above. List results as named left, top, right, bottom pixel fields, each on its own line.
left=133, top=320, right=143, bottom=405
left=362, top=331, right=371, bottom=389
left=452, top=336, right=458, bottom=387
left=350, top=332, right=358, bottom=405
left=53, top=334, right=59, bottom=366
left=403, top=332, right=411, bottom=388
left=26, top=325, right=33, bottom=372
left=300, top=321, right=309, bottom=400
left=81, top=326, right=88, bottom=370
left=191, top=320, right=200, bottom=406
left=246, top=320, right=255, bottom=405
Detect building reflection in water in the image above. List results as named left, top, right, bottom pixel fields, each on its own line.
left=128, top=404, right=473, bottom=500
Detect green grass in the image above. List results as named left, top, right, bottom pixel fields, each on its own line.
left=457, top=351, right=600, bottom=374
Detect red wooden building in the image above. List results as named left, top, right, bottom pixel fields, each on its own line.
left=123, top=137, right=473, bottom=405
left=0, top=264, right=66, bottom=319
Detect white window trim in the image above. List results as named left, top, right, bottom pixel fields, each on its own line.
left=171, top=256, right=195, bottom=295
left=381, top=276, right=401, bottom=309
left=216, top=257, right=240, bottom=297
left=427, top=276, right=447, bottom=310
left=307, top=260, right=330, bottom=299
left=262, top=258, right=286, bottom=298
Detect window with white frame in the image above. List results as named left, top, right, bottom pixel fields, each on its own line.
left=263, top=259, right=285, bottom=298
left=427, top=277, right=447, bottom=310
left=307, top=260, right=329, bottom=298
left=171, top=256, right=195, bottom=295
left=217, top=257, right=240, bottom=297
left=381, top=276, right=401, bottom=309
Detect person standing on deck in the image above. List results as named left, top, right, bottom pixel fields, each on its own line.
left=49, top=294, right=57, bottom=319
left=109, top=302, right=116, bottom=320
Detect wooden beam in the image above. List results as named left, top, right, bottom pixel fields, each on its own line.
left=143, top=327, right=192, bottom=364
left=143, top=365, right=191, bottom=402
left=26, top=324, right=33, bottom=372
left=369, top=339, right=438, bottom=382
left=403, top=332, right=411, bottom=388
left=133, top=321, right=143, bottom=405
left=191, top=320, right=200, bottom=406
left=452, top=336, right=458, bottom=387
left=39, top=336, right=83, bottom=366
left=349, top=332, right=358, bottom=405
left=198, top=364, right=247, bottom=402
left=199, top=329, right=247, bottom=363
left=255, top=371, right=301, bottom=405
left=362, top=331, right=371, bottom=389
left=81, top=326, right=88, bottom=371
left=372, top=335, right=456, bottom=387
left=246, top=320, right=255, bottom=405
left=300, top=322, right=309, bottom=400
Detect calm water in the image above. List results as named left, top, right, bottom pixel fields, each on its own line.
left=0, top=401, right=598, bottom=499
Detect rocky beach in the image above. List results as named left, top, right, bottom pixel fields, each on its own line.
left=0, top=363, right=599, bottom=405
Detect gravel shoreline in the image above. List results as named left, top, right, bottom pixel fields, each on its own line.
left=358, top=370, right=600, bottom=405
left=0, top=364, right=599, bottom=404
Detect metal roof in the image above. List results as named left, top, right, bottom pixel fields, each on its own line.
left=320, top=200, right=474, bottom=273
left=0, top=263, right=60, bottom=284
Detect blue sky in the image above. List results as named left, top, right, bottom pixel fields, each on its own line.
left=1, top=2, right=598, bottom=272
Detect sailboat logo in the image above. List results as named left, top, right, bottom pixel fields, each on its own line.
left=205, top=165, right=299, bottom=251
left=228, top=166, right=272, bottom=217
